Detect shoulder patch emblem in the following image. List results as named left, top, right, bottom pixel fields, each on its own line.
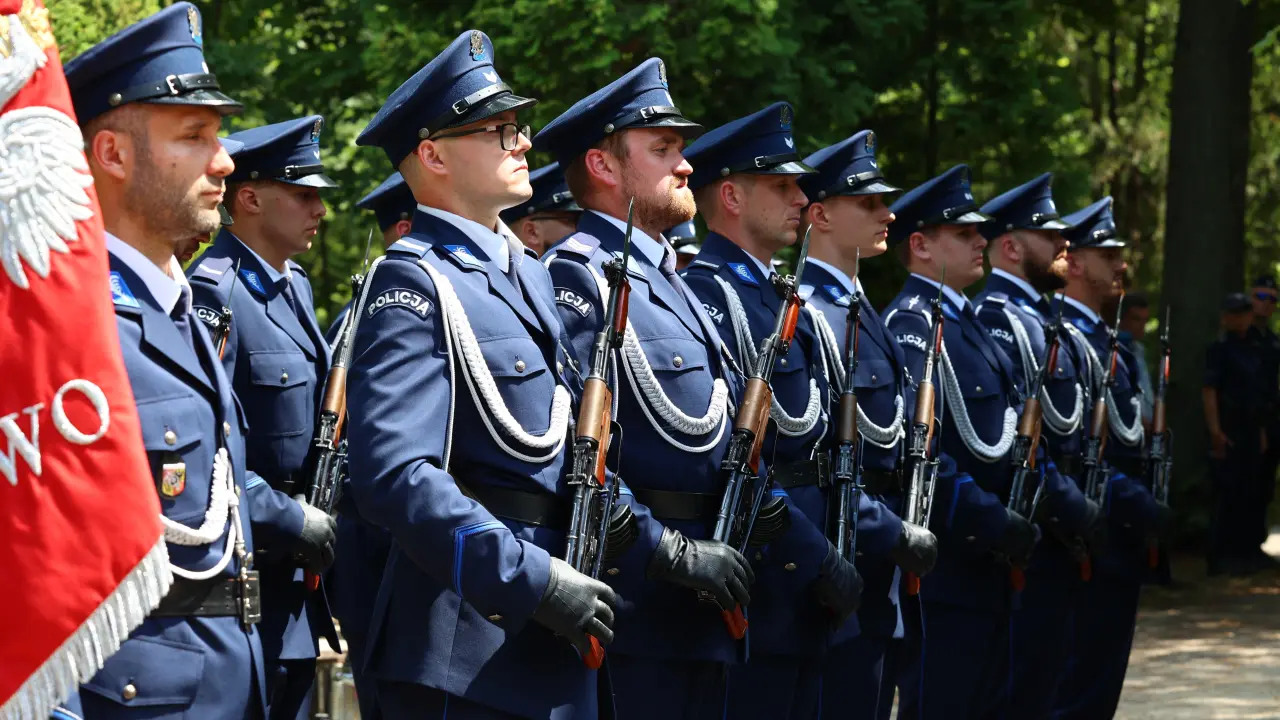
left=367, top=288, right=433, bottom=320
left=555, top=287, right=593, bottom=317
left=989, top=327, right=1014, bottom=345
left=109, top=271, right=140, bottom=308
left=702, top=302, right=725, bottom=325
left=896, top=333, right=927, bottom=352
left=726, top=262, right=758, bottom=287
left=240, top=269, right=266, bottom=296
left=193, top=305, right=222, bottom=328
left=443, top=244, right=485, bottom=270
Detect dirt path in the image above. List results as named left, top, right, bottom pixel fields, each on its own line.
left=1117, top=544, right=1280, bottom=719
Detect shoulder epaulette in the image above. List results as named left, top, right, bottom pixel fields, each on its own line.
left=978, top=292, right=1008, bottom=309
left=188, top=255, right=236, bottom=287
left=688, top=258, right=720, bottom=272
left=387, top=237, right=431, bottom=259
left=798, top=284, right=815, bottom=301
left=521, top=245, right=539, bottom=259
left=548, top=233, right=600, bottom=260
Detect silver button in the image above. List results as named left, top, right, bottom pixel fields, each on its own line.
left=871, top=375, right=878, bottom=382
left=607, top=567, right=620, bottom=576
left=673, top=355, right=684, bottom=368
left=515, top=360, right=527, bottom=373
left=488, top=613, right=503, bottom=622
left=783, top=562, right=797, bottom=571
left=975, top=385, right=983, bottom=393
left=280, top=371, right=289, bottom=384
left=781, top=358, right=789, bottom=367
left=163, top=430, right=177, bottom=446
left=966, top=535, right=977, bottom=542
left=556, top=361, right=564, bottom=374
left=855, top=551, right=864, bottom=557
left=755, top=551, right=764, bottom=562
left=122, top=683, right=137, bottom=701
left=223, top=421, right=231, bottom=438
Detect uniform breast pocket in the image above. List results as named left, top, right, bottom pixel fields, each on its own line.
left=770, top=343, right=812, bottom=413
left=82, top=635, right=205, bottom=714
left=247, top=350, right=314, bottom=437
left=135, top=394, right=212, bottom=523
left=854, top=357, right=898, bottom=418
left=478, top=335, right=555, bottom=433
left=957, top=370, right=1008, bottom=438
left=639, top=335, right=714, bottom=401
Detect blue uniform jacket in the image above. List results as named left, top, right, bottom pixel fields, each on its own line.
left=188, top=230, right=339, bottom=662
left=1054, top=297, right=1160, bottom=579
left=884, top=275, right=1021, bottom=611
left=80, top=253, right=267, bottom=717
left=544, top=212, right=748, bottom=663
left=325, top=302, right=352, bottom=346
left=681, top=233, right=851, bottom=656
left=976, top=274, right=1096, bottom=592
left=801, top=261, right=909, bottom=640
left=345, top=211, right=600, bottom=719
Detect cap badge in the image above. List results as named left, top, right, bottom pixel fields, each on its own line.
left=779, top=105, right=793, bottom=130
left=311, top=118, right=323, bottom=142
left=658, top=60, right=668, bottom=88
left=483, top=70, right=498, bottom=83
left=188, top=5, right=202, bottom=45
left=865, top=131, right=876, bottom=152
left=784, top=136, right=794, bottom=149
left=470, top=30, right=486, bottom=61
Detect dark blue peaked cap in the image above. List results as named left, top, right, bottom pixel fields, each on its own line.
left=65, top=3, right=241, bottom=126
left=226, top=115, right=338, bottom=188
left=978, top=172, right=1069, bottom=240
left=357, top=30, right=537, bottom=166
left=684, top=102, right=814, bottom=191
left=887, top=164, right=990, bottom=246
left=667, top=220, right=700, bottom=254
left=1061, top=196, right=1124, bottom=249
left=500, top=162, right=580, bottom=223
left=534, top=58, right=703, bottom=166
left=800, top=130, right=899, bottom=201
left=358, top=173, right=416, bottom=231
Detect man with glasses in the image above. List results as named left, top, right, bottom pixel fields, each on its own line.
left=502, top=162, right=581, bottom=257
left=188, top=116, right=343, bottom=720
left=1249, top=276, right=1280, bottom=570
left=343, top=30, right=617, bottom=719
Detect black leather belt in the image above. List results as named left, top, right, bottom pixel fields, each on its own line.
left=1056, top=455, right=1082, bottom=478
left=772, top=456, right=831, bottom=490
left=631, top=488, right=719, bottom=522
left=1110, top=456, right=1146, bottom=479
left=152, top=575, right=260, bottom=624
left=860, top=468, right=901, bottom=496
left=459, top=481, right=570, bottom=528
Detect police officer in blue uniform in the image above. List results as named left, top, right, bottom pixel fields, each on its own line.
left=186, top=116, right=342, bottom=720
left=1049, top=196, right=1166, bottom=719
left=64, top=4, right=268, bottom=717
left=345, top=30, right=619, bottom=719
left=678, top=103, right=864, bottom=719
left=1247, top=277, right=1280, bottom=569
left=972, top=174, right=1107, bottom=718
left=502, top=162, right=581, bottom=257
left=667, top=220, right=700, bottom=271
left=325, top=172, right=417, bottom=344
left=798, top=131, right=939, bottom=720
left=537, top=58, right=756, bottom=719
left=883, top=165, right=1040, bottom=719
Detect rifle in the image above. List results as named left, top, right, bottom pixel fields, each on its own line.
left=1082, top=292, right=1127, bottom=507
left=303, top=230, right=374, bottom=591
left=210, top=259, right=242, bottom=359
left=831, top=249, right=863, bottom=561
left=564, top=199, right=640, bottom=668
left=1003, top=301, right=1066, bottom=590
left=901, top=273, right=947, bottom=596
left=1145, top=308, right=1173, bottom=567
left=705, top=226, right=812, bottom=639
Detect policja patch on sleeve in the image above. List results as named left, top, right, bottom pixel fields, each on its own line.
left=554, top=287, right=593, bottom=317
left=193, top=305, right=221, bottom=329
left=367, top=288, right=433, bottom=320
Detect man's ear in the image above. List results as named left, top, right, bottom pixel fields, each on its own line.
left=583, top=147, right=619, bottom=190
left=719, top=178, right=748, bottom=219
left=412, top=139, right=449, bottom=178
left=1001, top=234, right=1021, bottom=264
left=807, top=201, right=831, bottom=231
left=908, top=231, right=932, bottom=264
left=88, top=128, right=132, bottom=182
left=519, top=217, right=539, bottom=243
left=235, top=184, right=263, bottom=216
left=394, top=219, right=413, bottom=238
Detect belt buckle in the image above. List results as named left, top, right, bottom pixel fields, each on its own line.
left=239, top=569, right=261, bottom=627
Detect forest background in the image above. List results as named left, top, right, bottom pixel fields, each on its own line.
left=48, top=0, right=1280, bottom=544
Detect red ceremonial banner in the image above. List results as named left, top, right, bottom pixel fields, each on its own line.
left=0, top=2, right=170, bottom=716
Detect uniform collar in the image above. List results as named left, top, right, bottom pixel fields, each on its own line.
left=588, top=209, right=668, bottom=269
left=105, top=232, right=190, bottom=315
left=231, top=231, right=291, bottom=282
left=421, top=204, right=522, bottom=273
left=910, top=272, right=970, bottom=313
left=807, top=257, right=862, bottom=298
left=745, top=249, right=772, bottom=280
left=989, top=267, right=1040, bottom=304
left=1058, top=293, right=1102, bottom=325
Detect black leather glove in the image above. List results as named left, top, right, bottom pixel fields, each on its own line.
left=890, top=521, right=938, bottom=577
left=532, top=557, right=618, bottom=655
left=1000, top=508, right=1039, bottom=568
left=813, top=541, right=863, bottom=625
left=648, top=527, right=754, bottom=611
left=293, top=495, right=336, bottom=573
left=1080, top=497, right=1108, bottom=556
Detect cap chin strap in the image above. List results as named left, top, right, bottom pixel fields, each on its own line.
left=422, top=82, right=513, bottom=138
left=247, top=163, right=325, bottom=181
left=109, top=72, right=222, bottom=107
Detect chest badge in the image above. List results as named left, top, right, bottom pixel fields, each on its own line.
left=160, top=461, right=186, bottom=497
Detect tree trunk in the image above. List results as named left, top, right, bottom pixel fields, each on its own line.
left=1162, top=0, right=1256, bottom=530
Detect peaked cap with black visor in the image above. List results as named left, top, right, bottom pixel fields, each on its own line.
left=887, top=164, right=991, bottom=246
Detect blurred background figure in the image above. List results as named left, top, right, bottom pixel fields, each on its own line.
left=666, top=219, right=699, bottom=271
left=502, top=162, right=581, bottom=257
left=1119, top=292, right=1155, bottom=426
left=1249, top=276, right=1280, bottom=571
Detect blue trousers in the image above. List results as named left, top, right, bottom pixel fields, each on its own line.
left=724, top=654, right=822, bottom=719
left=268, top=658, right=315, bottom=720
left=1050, top=575, right=1140, bottom=719
left=378, top=682, right=521, bottom=719
left=817, top=634, right=893, bottom=720
left=609, top=656, right=725, bottom=720
left=1009, top=575, right=1076, bottom=719
left=899, top=602, right=1010, bottom=720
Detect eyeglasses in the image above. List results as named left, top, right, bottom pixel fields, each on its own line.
left=1255, top=292, right=1278, bottom=304
left=430, top=123, right=531, bottom=151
